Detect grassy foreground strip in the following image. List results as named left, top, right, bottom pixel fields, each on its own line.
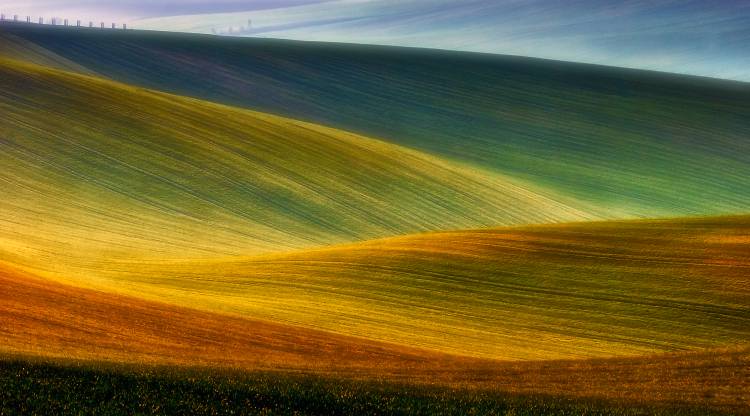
left=0, top=355, right=743, bottom=416
left=92, top=215, right=750, bottom=360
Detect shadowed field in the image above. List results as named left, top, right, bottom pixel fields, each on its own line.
left=2, top=354, right=747, bottom=415
left=0, top=31, right=95, bottom=74
left=2, top=23, right=750, bottom=218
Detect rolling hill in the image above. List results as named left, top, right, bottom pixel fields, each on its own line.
left=131, top=0, right=750, bottom=82
left=0, top=57, right=591, bottom=280
left=2, top=23, right=750, bottom=219
left=1, top=216, right=749, bottom=412
left=0, top=47, right=747, bottom=363
left=2, top=21, right=750, bottom=415
left=0, top=261, right=461, bottom=373
left=30, top=215, right=750, bottom=361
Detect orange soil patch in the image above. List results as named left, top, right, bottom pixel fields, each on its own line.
left=0, top=263, right=464, bottom=373
left=2, top=262, right=748, bottom=412
left=703, top=234, right=750, bottom=245
left=451, top=347, right=750, bottom=413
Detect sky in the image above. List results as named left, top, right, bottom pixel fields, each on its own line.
left=0, top=1, right=324, bottom=20
left=3, top=0, right=749, bottom=82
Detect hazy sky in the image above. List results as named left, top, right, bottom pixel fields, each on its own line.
left=1, top=1, right=326, bottom=20
left=3, top=1, right=749, bottom=82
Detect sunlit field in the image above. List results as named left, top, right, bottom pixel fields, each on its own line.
left=1, top=20, right=749, bottom=415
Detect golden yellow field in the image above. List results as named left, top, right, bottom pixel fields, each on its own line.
left=1, top=24, right=749, bottom=415
left=11, top=215, right=745, bottom=361
left=2, top=259, right=749, bottom=412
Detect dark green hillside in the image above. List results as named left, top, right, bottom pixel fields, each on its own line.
left=0, top=359, right=731, bottom=416
left=2, top=23, right=750, bottom=218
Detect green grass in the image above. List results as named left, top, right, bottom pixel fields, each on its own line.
left=2, top=23, right=749, bottom=218
left=0, top=359, right=725, bottom=416
left=0, top=57, right=590, bottom=278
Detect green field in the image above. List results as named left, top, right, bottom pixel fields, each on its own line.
left=2, top=24, right=750, bottom=218
left=1, top=22, right=749, bottom=415
left=0, top=57, right=590, bottom=276
left=3, top=359, right=732, bottom=416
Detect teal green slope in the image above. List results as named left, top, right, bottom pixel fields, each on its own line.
left=2, top=24, right=749, bottom=218
left=0, top=58, right=590, bottom=270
